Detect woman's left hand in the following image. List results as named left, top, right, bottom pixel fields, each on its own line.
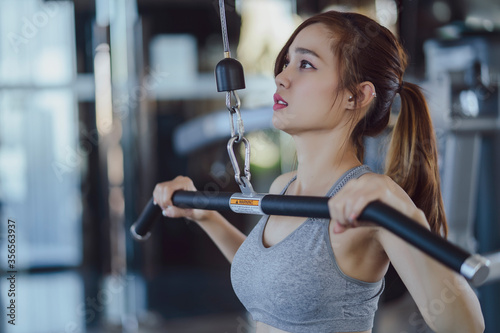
left=328, top=173, right=427, bottom=233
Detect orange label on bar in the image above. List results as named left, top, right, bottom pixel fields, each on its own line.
left=230, top=199, right=260, bottom=206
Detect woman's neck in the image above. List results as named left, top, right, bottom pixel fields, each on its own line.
left=290, top=130, right=361, bottom=196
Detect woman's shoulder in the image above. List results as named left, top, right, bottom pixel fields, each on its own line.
left=269, top=171, right=297, bottom=194
left=354, top=172, right=403, bottom=193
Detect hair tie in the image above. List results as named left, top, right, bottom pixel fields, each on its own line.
left=398, top=81, right=405, bottom=93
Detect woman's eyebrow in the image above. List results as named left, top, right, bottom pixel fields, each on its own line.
left=294, top=47, right=322, bottom=60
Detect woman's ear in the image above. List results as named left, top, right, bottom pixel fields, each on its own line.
left=344, top=81, right=376, bottom=112
left=356, top=81, right=376, bottom=109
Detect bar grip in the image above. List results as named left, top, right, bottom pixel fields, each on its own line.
left=360, top=201, right=490, bottom=285
left=361, top=201, right=469, bottom=269
left=261, top=194, right=330, bottom=218
left=130, top=198, right=161, bottom=241
left=130, top=192, right=234, bottom=241
left=172, top=191, right=234, bottom=211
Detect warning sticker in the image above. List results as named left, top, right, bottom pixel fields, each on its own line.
left=230, top=199, right=260, bottom=206
left=230, top=195, right=264, bottom=215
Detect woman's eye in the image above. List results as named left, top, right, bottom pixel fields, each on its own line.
left=300, top=60, right=315, bottom=69
left=282, top=58, right=315, bottom=71
left=283, top=59, right=290, bottom=70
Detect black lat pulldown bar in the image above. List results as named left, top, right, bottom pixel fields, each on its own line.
left=130, top=191, right=490, bottom=286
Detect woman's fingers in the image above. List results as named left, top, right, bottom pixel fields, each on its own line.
left=162, top=205, right=194, bottom=218
left=153, top=182, right=174, bottom=210
left=328, top=174, right=411, bottom=233
left=328, top=178, right=365, bottom=226
left=333, top=221, right=347, bottom=234
left=161, top=205, right=174, bottom=217
left=152, top=176, right=197, bottom=218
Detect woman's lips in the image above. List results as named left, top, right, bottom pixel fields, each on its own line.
left=273, top=93, right=288, bottom=111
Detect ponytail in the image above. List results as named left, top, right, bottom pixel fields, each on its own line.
left=385, top=82, right=448, bottom=237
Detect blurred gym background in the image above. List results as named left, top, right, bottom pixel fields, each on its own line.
left=0, top=0, right=499, bottom=332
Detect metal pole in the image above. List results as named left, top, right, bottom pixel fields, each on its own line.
left=131, top=191, right=491, bottom=286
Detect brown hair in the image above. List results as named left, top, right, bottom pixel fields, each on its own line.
left=274, top=11, right=447, bottom=237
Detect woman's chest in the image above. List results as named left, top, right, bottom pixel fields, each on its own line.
left=262, top=215, right=308, bottom=248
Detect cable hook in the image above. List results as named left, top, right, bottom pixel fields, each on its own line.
left=227, top=136, right=254, bottom=194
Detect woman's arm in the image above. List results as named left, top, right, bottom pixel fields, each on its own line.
left=153, top=176, right=246, bottom=263
left=328, top=174, right=485, bottom=333
left=377, top=220, right=484, bottom=332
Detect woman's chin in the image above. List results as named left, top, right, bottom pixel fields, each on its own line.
left=272, top=113, right=297, bottom=133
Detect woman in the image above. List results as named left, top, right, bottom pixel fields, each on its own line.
left=153, top=11, right=484, bottom=333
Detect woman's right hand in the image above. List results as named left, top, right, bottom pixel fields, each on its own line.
left=153, top=176, right=210, bottom=222
left=153, top=176, right=245, bottom=263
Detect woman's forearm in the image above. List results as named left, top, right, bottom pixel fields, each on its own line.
left=378, top=227, right=485, bottom=333
left=407, top=257, right=484, bottom=332
left=415, top=265, right=484, bottom=333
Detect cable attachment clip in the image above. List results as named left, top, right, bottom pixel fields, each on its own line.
left=227, top=136, right=255, bottom=195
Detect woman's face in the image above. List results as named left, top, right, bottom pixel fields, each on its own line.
left=273, top=23, right=350, bottom=136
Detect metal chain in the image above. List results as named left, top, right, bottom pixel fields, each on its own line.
left=226, top=90, right=244, bottom=142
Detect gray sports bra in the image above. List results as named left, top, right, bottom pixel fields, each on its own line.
left=230, top=165, right=384, bottom=333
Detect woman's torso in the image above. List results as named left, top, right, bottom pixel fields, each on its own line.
left=231, top=166, right=389, bottom=333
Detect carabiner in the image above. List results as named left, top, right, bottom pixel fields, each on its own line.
left=227, top=136, right=252, bottom=191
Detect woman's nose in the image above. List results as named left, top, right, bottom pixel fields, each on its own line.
left=275, top=67, right=291, bottom=88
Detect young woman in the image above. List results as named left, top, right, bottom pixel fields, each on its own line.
left=152, top=11, right=484, bottom=333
